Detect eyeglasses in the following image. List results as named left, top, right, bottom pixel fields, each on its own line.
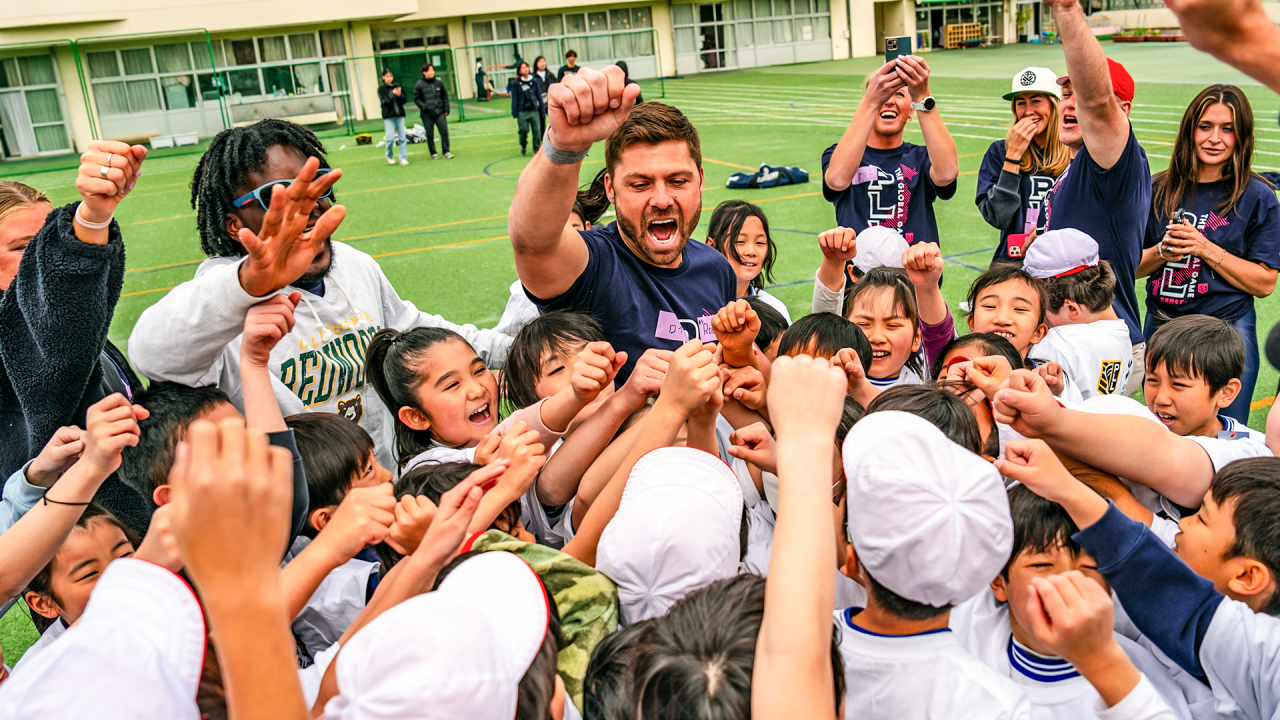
left=232, top=168, right=334, bottom=210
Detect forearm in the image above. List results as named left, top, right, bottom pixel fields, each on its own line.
left=823, top=105, right=878, bottom=191
left=912, top=279, right=948, bottom=326
left=977, top=170, right=1025, bottom=231
left=509, top=151, right=580, bottom=257
left=537, top=390, right=589, bottom=435
left=918, top=112, right=959, bottom=185
left=720, top=398, right=769, bottom=433
left=1216, top=19, right=1280, bottom=95
left=241, top=361, right=286, bottom=432
left=540, top=394, right=634, bottom=510
left=0, top=464, right=106, bottom=599
left=755, top=434, right=837, bottom=719
left=570, top=416, right=645, bottom=530
left=686, top=416, right=718, bottom=455
left=1204, top=249, right=1276, bottom=297
left=205, top=585, right=308, bottom=720
left=1137, top=245, right=1165, bottom=277
left=563, top=400, right=684, bottom=566
left=280, top=539, right=347, bottom=621
left=1074, top=644, right=1142, bottom=709
left=72, top=203, right=111, bottom=246
left=1053, top=3, right=1111, bottom=109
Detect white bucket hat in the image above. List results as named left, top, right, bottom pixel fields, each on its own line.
left=1003, top=67, right=1062, bottom=101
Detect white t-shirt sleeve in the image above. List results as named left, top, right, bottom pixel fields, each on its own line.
left=1187, top=435, right=1272, bottom=472
left=1094, top=674, right=1178, bottom=720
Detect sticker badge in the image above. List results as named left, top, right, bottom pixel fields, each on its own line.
left=1097, top=360, right=1121, bottom=395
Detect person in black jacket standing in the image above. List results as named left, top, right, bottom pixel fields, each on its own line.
left=413, top=64, right=452, bottom=159
left=377, top=68, right=409, bottom=166
left=508, top=61, right=545, bottom=156
left=556, top=49, right=580, bottom=83
left=0, top=140, right=151, bottom=532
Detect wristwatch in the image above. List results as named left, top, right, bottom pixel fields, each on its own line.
left=911, top=96, right=937, bottom=113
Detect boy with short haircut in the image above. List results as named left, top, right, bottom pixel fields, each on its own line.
left=1023, top=228, right=1133, bottom=399
left=1144, top=315, right=1250, bottom=439
left=836, top=409, right=1031, bottom=719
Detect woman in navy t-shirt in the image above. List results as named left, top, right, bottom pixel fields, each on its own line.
left=975, top=67, right=1073, bottom=264
left=1138, top=84, right=1280, bottom=423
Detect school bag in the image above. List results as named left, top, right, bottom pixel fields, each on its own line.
left=726, top=163, right=810, bottom=189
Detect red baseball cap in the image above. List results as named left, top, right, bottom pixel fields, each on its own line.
left=1056, top=58, right=1134, bottom=103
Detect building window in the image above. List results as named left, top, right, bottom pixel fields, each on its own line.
left=0, top=53, right=72, bottom=155
left=373, top=25, right=450, bottom=52
left=470, top=7, right=659, bottom=66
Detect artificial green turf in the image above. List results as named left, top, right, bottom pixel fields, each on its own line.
left=3, top=41, right=1278, bottom=658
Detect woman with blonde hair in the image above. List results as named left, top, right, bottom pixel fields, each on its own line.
left=976, top=67, right=1073, bottom=263
left=0, top=140, right=150, bottom=531
left=1137, top=84, right=1279, bottom=423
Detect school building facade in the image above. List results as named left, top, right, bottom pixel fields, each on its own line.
left=0, top=0, right=1245, bottom=161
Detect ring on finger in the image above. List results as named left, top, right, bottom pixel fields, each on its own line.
left=99, top=152, right=113, bottom=179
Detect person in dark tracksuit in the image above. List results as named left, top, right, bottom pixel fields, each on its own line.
left=413, top=64, right=452, bottom=159
left=508, top=61, right=545, bottom=156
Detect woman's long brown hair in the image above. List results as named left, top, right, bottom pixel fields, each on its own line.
left=1009, top=93, right=1071, bottom=177
left=1154, top=84, right=1270, bottom=220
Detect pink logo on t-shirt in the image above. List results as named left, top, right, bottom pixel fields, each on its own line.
left=1198, top=283, right=1209, bottom=294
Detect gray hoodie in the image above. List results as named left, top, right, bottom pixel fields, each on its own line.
left=128, top=241, right=512, bottom=470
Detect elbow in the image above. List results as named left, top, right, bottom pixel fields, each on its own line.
left=822, top=170, right=850, bottom=194
left=1252, top=275, right=1277, bottom=298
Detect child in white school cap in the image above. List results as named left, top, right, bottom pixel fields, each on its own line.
left=836, top=410, right=1031, bottom=720
left=596, top=446, right=744, bottom=625
left=852, top=226, right=910, bottom=275
left=0, top=558, right=206, bottom=720
left=1023, top=228, right=1134, bottom=401
left=325, top=551, right=565, bottom=720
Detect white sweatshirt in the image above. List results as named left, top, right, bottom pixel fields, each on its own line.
left=128, top=242, right=512, bottom=470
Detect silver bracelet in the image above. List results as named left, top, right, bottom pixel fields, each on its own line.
left=541, top=131, right=589, bottom=165
left=74, top=203, right=113, bottom=230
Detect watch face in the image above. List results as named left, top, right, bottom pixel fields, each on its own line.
left=923, top=97, right=936, bottom=111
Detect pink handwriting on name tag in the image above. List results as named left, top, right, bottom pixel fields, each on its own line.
left=1024, top=208, right=1040, bottom=233
left=852, top=166, right=879, bottom=185
left=655, top=311, right=688, bottom=341
left=697, top=315, right=716, bottom=342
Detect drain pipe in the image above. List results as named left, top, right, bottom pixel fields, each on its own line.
left=846, top=0, right=854, bottom=58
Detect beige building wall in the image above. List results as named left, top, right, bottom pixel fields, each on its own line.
left=849, top=0, right=879, bottom=57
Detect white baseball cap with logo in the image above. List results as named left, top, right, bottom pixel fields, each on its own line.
left=1023, top=228, right=1100, bottom=279
left=1003, top=66, right=1062, bottom=101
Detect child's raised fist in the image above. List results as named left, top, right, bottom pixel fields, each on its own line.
left=27, top=426, right=85, bottom=488
left=766, top=354, right=847, bottom=442
left=387, top=494, right=438, bottom=556
left=571, top=341, right=624, bottom=404
left=314, top=483, right=396, bottom=566
left=83, top=393, right=150, bottom=477
left=242, top=291, right=300, bottom=367
left=659, top=339, right=721, bottom=416
left=818, top=227, right=858, bottom=264
left=902, top=241, right=943, bottom=288
left=712, top=299, right=760, bottom=369
left=616, top=348, right=670, bottom=412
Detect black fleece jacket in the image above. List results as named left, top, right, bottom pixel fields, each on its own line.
left=0, top=202, right=149, bottom=532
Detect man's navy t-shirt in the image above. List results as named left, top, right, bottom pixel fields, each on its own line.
left=821, top=142, right=958, bottom=246
left=526, top=222, right=737, bottom=384
left=976, top=139, right=1059, bottom=261
left=1143, top=177, right=1280, bottom=323
left=1042, top=127, right=1151, bottom=344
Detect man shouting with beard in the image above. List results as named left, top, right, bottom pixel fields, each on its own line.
left=509, top=66, right=736, bottom=383
left=129, top=119, right=511, bottom=470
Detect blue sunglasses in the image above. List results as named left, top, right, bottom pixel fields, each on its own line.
left=232, top=168, right=334, bottom=209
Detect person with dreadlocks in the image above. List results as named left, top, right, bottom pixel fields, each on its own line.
left=128, top=119, right=512, bottom=471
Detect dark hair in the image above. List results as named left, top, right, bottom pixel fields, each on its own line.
left=1146, top=315, right=1244, bottom=395
left=632, top=574, right=845, bottom=719
left=364, top=326, right=469, bottom=467
left=1155, top=84, right=1270, bottom=220
left=706, top=200, right=776, bottom=290
left=534, top=56, right=547, bottom=71
left=837, top=396, right=865, bottom=449
left=865, top=384, right=983, bottom=455
left=565, top=49, right=578, bottom=59
left=576, top=168, right=611, bottom=226
left=421, top=64, right=434, bottom=73
left=776, top=312, right=873, bottom=373
left=518, top=61, right=531, bottom=76
left=119, top=382, right=234, bottom=507
left=744, top=295, right=789, bottom=353
left=26, top=504, right=139, bottom=632
left=616, top=60, right=630, bottom=79
left=504, top=311, right=604, bottom=410
left=930, top=332, right=1025, bottom=382
left=965, top=263, right=1048, bottom=344
left=1211, top=458, right=1280, bottom=615
left=382, top=67, right=394, bottom=76
left=286, top=413, right=375, bottom=535
left=190, top=119, right=328, bottom=257
left=1040, top=260, right=1116, bottom=314
left=844, top=267, right=926, bottom=377
left=1002, top=484, right=1083, bottom=578
left=604, top=103, right=701, bottom=176
left=865, top=571, right=950, bottom=620
left=584, top=620, right=650, bottom=720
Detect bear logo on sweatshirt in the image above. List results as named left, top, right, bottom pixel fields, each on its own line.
left=337, top=394, right=364, bottom=423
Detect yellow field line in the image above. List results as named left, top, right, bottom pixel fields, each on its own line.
left=121, top=213, right=195, bottom=227
left=341, top=213, right=509, bottom=242
left=340, top=174, right=488, bottom=195
left=372, top=234, right=507, bottom=259
left=1252, top=396, right=1274, bottom=411
left=122, top=284, right=177, bottom=298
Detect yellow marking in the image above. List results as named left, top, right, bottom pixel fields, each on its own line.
left=372, top=235, right=508, bottom=259
left=121, top=285, right=176, bottom=298
left=1252, top=396, right=1274, bottom=411
left=121, top=214, right=195, bottom=227
left=340, top=174, right=487, bottom=195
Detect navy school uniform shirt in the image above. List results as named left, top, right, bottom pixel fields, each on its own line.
left=821, top=142, right=958, bottom=246
left=1143, top=176, right=1280, bottom=322
left=525, top=221, right=738, bottom=384
left=976, top=140, right=1059, bottom=261
left=1042, top=126, right=1151, bottom=344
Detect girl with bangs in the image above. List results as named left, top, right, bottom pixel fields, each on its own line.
left=1137, top=84, right=1280, bottom=424
left=977, top=67, right=1073, bottom=263
left=704, top=200, right=791, bottom=323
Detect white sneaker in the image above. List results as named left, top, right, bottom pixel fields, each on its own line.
left=387, top=158, right=395, bottom=165
left=400, top=158, right=409, bottom=166
left=444, top=152, right=454, bottom=159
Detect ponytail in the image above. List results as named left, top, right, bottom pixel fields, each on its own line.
left=365, top=327, right=464, bottom=468
left=576, top=168, right=611, bottom=226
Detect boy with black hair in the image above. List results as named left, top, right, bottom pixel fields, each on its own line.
left=1023, top=229, right=1133, bottom=399
left=776, top=312, right=873, bottom=369
left=130, top=118, right=511, bottom=472
left=503, top=310, right=606, bottom=411
left=743, top=294, right=788, bottom=361
left=1144, top=315, right=1249, bottom=439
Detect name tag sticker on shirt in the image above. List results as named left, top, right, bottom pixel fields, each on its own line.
left=1023, top=208, right=1040, bottom=233
left=1218, top=430, right=1244, bottom=440
left=655, top=311, right=689, bottom=341
left=851, top=166, right=879, bottom=186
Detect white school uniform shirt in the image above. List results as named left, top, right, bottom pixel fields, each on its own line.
left=747, top=287, right=792, bottom=324
left=493, top=279, right=541, bottom=337
left=284, top=536, right=376, bottom=659
left=1197, top=598, right=1280, bottom=720
left=1032, top=321, right=1133, bottom=400
left=715, top=415, right=774, bottom=576
left=867, top=365, right=926, bottom=391
left=949, top=589, right=1192, bottom=720
left=11, top=621, right=66, bottom=672
left=835, top=606, right=1033, bottom=720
